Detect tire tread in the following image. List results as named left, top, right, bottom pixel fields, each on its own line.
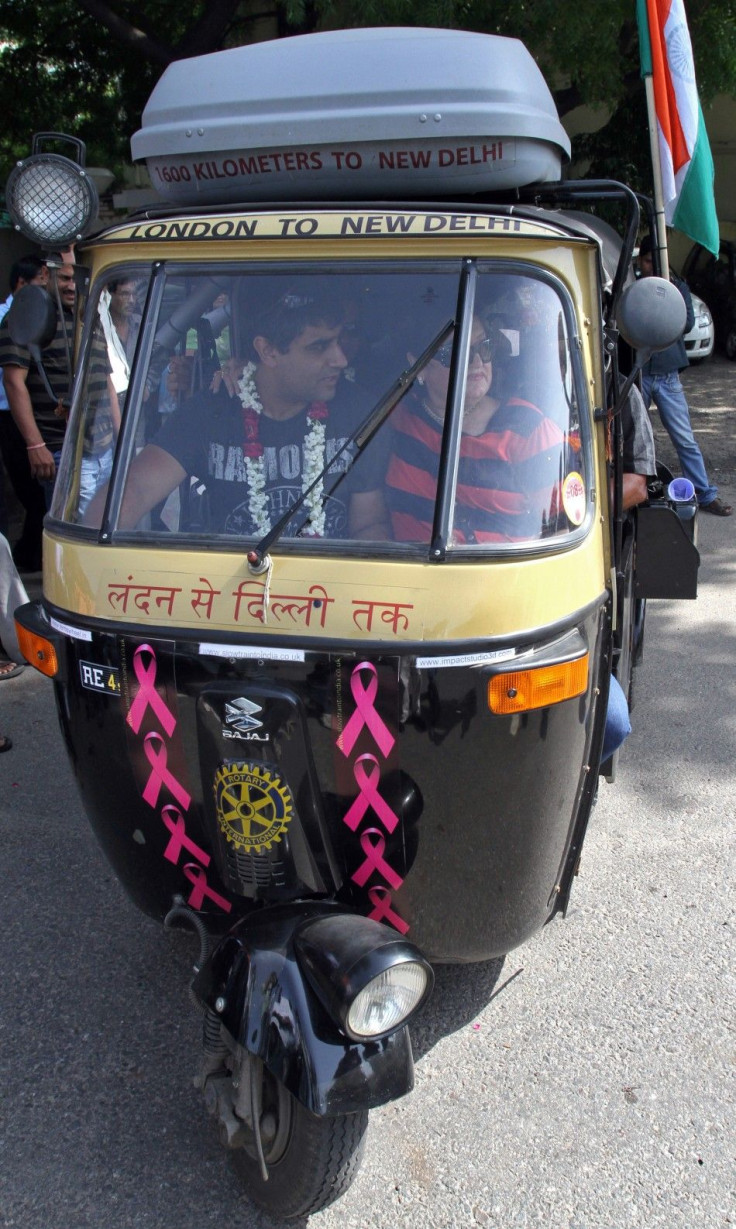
left=298, top=1109, right=368, bottom=1217
left=231, top=1095, right=369, bottom=1219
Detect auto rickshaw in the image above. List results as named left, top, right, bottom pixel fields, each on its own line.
left=7, top=28, right=699, bottom=1217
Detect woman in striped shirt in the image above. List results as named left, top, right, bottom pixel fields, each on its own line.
left=386, top=315, right=567, bottom=545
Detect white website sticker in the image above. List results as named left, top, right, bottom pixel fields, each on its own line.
left=199, top=643, right=305, bottom=662
left=415, top=648, right=516, bottom=669
left=50, top=616, right=93, bottom=642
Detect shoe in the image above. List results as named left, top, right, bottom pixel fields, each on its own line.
left=700, top=498, right=733, bottom=517
left=0, top=661, right=24, bottom=681
left=0, top=735, right=12, bottom=753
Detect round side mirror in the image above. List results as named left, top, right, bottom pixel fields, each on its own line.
left=617, top=276, right=687, bottom=352
left=6, top=284, right=58, bottom=350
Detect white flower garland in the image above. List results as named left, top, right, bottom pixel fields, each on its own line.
left=236, top=362, right=328, bottom=538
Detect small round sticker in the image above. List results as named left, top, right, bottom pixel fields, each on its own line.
left=562, top=472, right=586, bottom=526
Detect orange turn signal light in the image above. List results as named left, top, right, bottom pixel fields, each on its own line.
left=15, top=620, right=59, bottom=678
left=488, top=654, right=589, bottom=715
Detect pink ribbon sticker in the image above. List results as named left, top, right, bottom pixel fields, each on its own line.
left=182, top=863, right=232, bottom=913
left=126, top=644, right=177, bottom=737
left=337, top=662, right=395, bottom=759
left=342, top=753, right=400, bottom=834
left=161, top=804, right=210, bottom=868
left=367, top=885, right=409, bottom=934
left=142, top=731, right=192, bottom=811
left=351, top=828, right=404, bottom=890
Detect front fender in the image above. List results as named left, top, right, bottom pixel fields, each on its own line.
left=192, top=902, right=415, bottom=1115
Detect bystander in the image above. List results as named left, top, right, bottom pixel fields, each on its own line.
left=0, top=261, right=76, bottom=509
left=0, top=255, right=49, bottom=567
left=637, top=235, right=731, bottom=517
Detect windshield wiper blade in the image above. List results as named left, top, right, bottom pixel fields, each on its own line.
left=246, top=318, right=454, bottom=568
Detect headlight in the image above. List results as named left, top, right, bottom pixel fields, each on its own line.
left=5, top=135, right=99, bottom=246
left=346, top=962, right=431, bottom=1037
left=695, top=312, right=711, bottom=328
left=296, top=912, right=434, bottom=1041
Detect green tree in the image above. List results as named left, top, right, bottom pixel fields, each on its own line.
left=1, top=0, right=735, bottom=192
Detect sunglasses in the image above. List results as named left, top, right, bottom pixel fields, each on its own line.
left=433, top=336, right=494, bottom=368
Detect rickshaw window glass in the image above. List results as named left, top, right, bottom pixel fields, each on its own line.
left=85, top=266, right=461, bottom=545
left=53, top=267, right=153, bottom=523
left=439, top=271, right=587, bottom=550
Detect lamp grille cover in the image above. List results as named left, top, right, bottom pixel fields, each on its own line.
left=6, top=153, right=99, bottom=246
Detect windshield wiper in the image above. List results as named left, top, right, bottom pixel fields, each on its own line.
left=246, top=319, right=454, bottom=570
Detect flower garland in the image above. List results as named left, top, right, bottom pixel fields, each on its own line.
left=237, top=362, right=329, bottom=538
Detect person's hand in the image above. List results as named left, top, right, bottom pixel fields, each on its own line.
left=27, top=444, right=56, bottom=482
left=166, top=355, right=195, bottom=397
left=211, top=357, right=245, bottom=397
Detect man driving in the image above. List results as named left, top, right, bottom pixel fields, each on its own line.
left=87, top=286, right=389, bottom=539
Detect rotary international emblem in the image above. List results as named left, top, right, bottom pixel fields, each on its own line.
left=214, top=762, right=293, bottom=854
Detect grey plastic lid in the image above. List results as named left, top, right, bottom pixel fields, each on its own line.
left=132, top=28, right=570, bottom=204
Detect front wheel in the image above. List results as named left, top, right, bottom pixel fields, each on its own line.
left=231, top=1057, right=369, bottom=1218
left=725, top=329, right=736, bottom=361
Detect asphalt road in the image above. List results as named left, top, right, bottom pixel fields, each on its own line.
left=0, top=359, right=734, bottom=1229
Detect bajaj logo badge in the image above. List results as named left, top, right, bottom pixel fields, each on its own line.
left=224, top=697, right=267, bottom=740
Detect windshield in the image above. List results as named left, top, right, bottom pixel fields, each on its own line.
left=55, top=261, right=589, bottom=554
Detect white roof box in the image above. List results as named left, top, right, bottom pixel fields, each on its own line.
left=132, top=28, right=570, bottom=205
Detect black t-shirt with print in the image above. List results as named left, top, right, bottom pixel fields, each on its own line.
left=156, top=378, right=385, bottom=537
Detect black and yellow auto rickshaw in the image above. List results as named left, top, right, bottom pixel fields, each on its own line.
left=8, top=29, right=699, bottom=1217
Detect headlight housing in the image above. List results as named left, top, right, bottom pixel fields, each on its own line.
left=5, top=133, right=99, bottom=247
left=296, top=912, right=434, bottom=1041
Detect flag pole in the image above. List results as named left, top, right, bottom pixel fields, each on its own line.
left=643, top=74, right=670, bottom=278
left=637, top=0, right=669, bottom=277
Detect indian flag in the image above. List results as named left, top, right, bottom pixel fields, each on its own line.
left=637, top=0, right=719, bottom=254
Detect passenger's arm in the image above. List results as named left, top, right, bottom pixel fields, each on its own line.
left=621, top=473, right=648, bottom=509
left=84, top=443, right=186, bottom=528
left=3, top=365, right=56, bottom=481
left=619, top=383, right=654, bottom=510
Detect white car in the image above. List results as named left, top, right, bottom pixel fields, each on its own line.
left=684, top=292, right=714, bottom=362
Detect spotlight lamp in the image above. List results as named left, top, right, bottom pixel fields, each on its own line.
left=6, top=132, right=99, bottom=248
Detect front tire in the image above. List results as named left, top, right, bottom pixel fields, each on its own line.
left=231, top=1058, right=369, bottom=1218
left=725, top=329, right=736, bottom=361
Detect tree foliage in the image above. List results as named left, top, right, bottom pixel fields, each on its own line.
left=1, top=0, right=735, bottom=192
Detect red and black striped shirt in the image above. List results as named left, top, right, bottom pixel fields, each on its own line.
left=386, top=393, right=566, bottom=544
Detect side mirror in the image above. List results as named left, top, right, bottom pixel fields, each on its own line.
left=617, top=277, right=687, bottom=352
left=7, top=284, right=58, bottom=351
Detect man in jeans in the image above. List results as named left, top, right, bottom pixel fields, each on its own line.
left=637, top=234, right=732, bottom=516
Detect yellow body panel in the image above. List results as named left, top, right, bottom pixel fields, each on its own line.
left=44, top=530, right=606, bottom=642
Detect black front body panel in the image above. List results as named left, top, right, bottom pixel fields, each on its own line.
left=48, top=604, right=607, bottom=962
